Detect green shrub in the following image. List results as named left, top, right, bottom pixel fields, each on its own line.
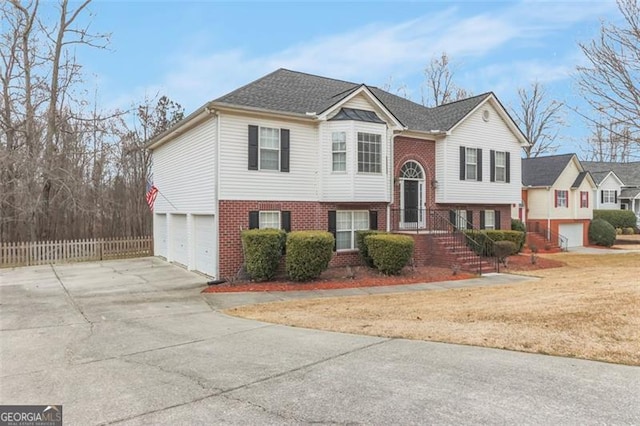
left=511, top=218, right=526, bottom=233
left=494, top=241, right=516, bottom=265
left=588, top=219, right=616, bottom=247
left=355, top=230, right=385, bottom=267
left=615, top=227, right=623, bottom=235
left=365, top=234, right=414, bottom=275
left=464, top=230, right=525, bottom=256
left=623, top=227, right=635, bottom=235
left=286, top=231, right=334, bottom=281
left=593, top=210, right=637, bottom=229
left=241, top=229, right=286, bottom=282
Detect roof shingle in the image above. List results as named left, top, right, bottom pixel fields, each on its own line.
left=581, top=161, right=640, bottom=186
left=522, top=153, right=576, bottom=187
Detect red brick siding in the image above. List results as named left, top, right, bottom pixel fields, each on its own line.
left=526, top=218, right=590, bottom=246
left=393, top=136, right=436, bottom=208
left=218, top=200, right=387, bottom=278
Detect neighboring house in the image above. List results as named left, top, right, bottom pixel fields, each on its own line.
left=147, top=69, right=528, bottom=278
left=582, top=161, right=640, bottom=226
left=521, top=154, right=596, bottom=248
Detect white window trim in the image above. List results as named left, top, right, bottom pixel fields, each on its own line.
left=557, top=190, right=568, bottom=208
left=357, top=132, right=382, bottom=175
left=455, top=209, right=467, bottom=230
left=259, top=211, right=281, bottom=230
left=336, top=210, right=370, bottom=252
left=259, top=127, right=280, bottom=171
left=331, top=131, right=347, bottom=173
left=603, top=190, right=616, bottom=204
left=495, top=151, right=506, bottom=183
left=465, top=147, right=478, bottom=181
left=484, top=210, right=496, bottom=230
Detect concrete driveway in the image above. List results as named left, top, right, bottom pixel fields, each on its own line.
left=1, top=258, right=638, bottom=425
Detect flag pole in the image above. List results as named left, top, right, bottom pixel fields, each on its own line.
left=156, top=188, right=179, bottom=211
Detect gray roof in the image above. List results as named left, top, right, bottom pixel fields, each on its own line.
left=572, top=171, right=589, bottom=188
left=213, top=68, right=493, bottom=133
left=522, top=153, right=576, bottom=187
left=329, top=108, right=385, bottom=124
left=620, top=187, right=640, bottom=199
left=582, top=161, right=640, bottom=186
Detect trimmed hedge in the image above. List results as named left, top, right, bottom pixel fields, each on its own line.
left=355, top=230, right=385, bottom=267
left=511, top=218, right=526, bottom=233
left=589, top=218, right=616, bottom=247
left=365, top=234, right=414, bottom=275
left=623, top=227, right=636, bottom=235
left=464, top=230, right=525, bottom=256
left=241, top=229, right=286, bottom=282
left=494, top=241, right=516, bottom=264
left=593, top=209, right=637, bottom=229
left=286, top=231, right=334, bottom=281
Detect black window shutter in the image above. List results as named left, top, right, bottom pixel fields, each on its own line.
left=505, top=152, right=511, bottom=183
left=466, top=210, right=473, bottom=228
left=248, top=125, right=259, bottom=170
left=477, top=149, right=483, bottom=181
left=615, top=191, right=618, bottom=203
left=248, top=211, right=259, bottom=229
left=328, top=210, right=337, bottom=250
left=601, top=190, right=604, bottom=204
left=281, top=211, right=291, bottom=232
left=490, top=150, right=496, bottom=182
left=280, top=129, right=290, bottom=172
left=449, top=210, right=456, bottom=230
left=480, top=211, right=486, bottom=229
left=369, top=210, right=378, bottom=230
left=495, top=210, right=501, bottom=230
left=459, top=146, right=466, bottom=180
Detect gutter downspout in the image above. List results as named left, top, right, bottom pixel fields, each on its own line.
left=212, top=107, right=221, bottom=279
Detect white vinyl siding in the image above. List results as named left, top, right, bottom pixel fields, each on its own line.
left=595, top=173, right=623, bottom=210
left=435, top=102, right=522, bottom=204
left=336, top=211, right=369, bottom=251
left=219, top=113, right=318, bottom=201
left=152, top=117, right=217, bottom=213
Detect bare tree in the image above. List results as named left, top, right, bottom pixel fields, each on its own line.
left=510, top=82, right=565, bottom=158
left=576, top=0, right=640, bottom=160
left=583, top=116, right=636, bottom=162
left=422, top=52, right=471, bottom=107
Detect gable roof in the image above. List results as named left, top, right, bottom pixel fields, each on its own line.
left=572, top=171, right=589, bottom=188
left=581, top=161, right=640, bottom=186
left=212, top=68, right=493, bottom=133
left=522, top=153, right=577, bottom=187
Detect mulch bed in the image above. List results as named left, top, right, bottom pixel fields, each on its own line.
left=202, top=265, right=474, bottom=293
left=202, top=253, right=566, bottom=293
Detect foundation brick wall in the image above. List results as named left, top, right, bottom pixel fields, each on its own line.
left=218, top=200, right=388, bottom=278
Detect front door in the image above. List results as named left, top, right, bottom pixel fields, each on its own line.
left=403, top=180, right=419, bottom=223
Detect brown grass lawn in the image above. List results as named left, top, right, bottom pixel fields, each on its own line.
left=228, top=252, right=640, bottom=366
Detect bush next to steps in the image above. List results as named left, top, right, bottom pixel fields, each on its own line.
left=286, top=231, right=334, bottom=281
left=365, top=233, right=414, bottom=275
left=241, top=228, right=286, bottom=282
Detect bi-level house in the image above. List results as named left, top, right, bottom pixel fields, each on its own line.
left=147, top=69, right=528, bottom=278
left=582, top=161, right=640, bottom=226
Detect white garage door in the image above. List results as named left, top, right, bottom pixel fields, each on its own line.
left=193, top=215, right=217, bottom=277
left=154, top=214, right=167, bottom=258
left=559, top=223, right=584, bottom=248
left=170, top=214, right=189, bottom=266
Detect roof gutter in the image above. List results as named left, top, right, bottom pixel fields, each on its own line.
left=210, top=102, right=316, bottom=121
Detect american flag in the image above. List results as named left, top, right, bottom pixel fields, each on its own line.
left=145, top=180, right=159, bottom=211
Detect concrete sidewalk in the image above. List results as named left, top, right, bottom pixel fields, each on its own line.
left=203, top=272, right=538, bottom=309
left=1, top=259, right=638, bottom=425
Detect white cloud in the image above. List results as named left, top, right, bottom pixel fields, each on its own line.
left=111, top=0, right=620, bottom=112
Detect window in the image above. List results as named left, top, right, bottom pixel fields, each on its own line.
left=259, top=211, right=280, bottom=229
left=602, top=190, right=617, bottom=204
left=556, top=190, right=568, bottom=208
left=484, top=210, right=495, bottom=230
left=451, top=209, right=467, bottom=230
left=332, top=132, right=346, bottom=172
left=580, top=191, right=589, bottom=208
left=259, top=127, right=280, bottom=170
left=336, top=211, right=369, bottom=250
left=495, top=151, right=506, bottom=182
left=465, top=148, right=477, bottom=180
left=357, top=132, right=381, bottom=173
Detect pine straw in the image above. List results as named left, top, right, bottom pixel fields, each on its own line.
left=228, top=253, right=640, bottom=366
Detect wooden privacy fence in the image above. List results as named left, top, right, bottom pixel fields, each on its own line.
left=0, top=236, right=153, bottom=268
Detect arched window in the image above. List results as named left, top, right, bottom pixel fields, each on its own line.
left=400, top=161, right=424, bottom=179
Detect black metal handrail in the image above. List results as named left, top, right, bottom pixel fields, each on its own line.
left=449, top=210, right=500, bottom=272
left=429, top=210, right=485, bottom=275
left=526, top=222, right=568, bottom=251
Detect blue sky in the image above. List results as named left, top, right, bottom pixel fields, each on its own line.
left=61, top=0, right=621, bottom=154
